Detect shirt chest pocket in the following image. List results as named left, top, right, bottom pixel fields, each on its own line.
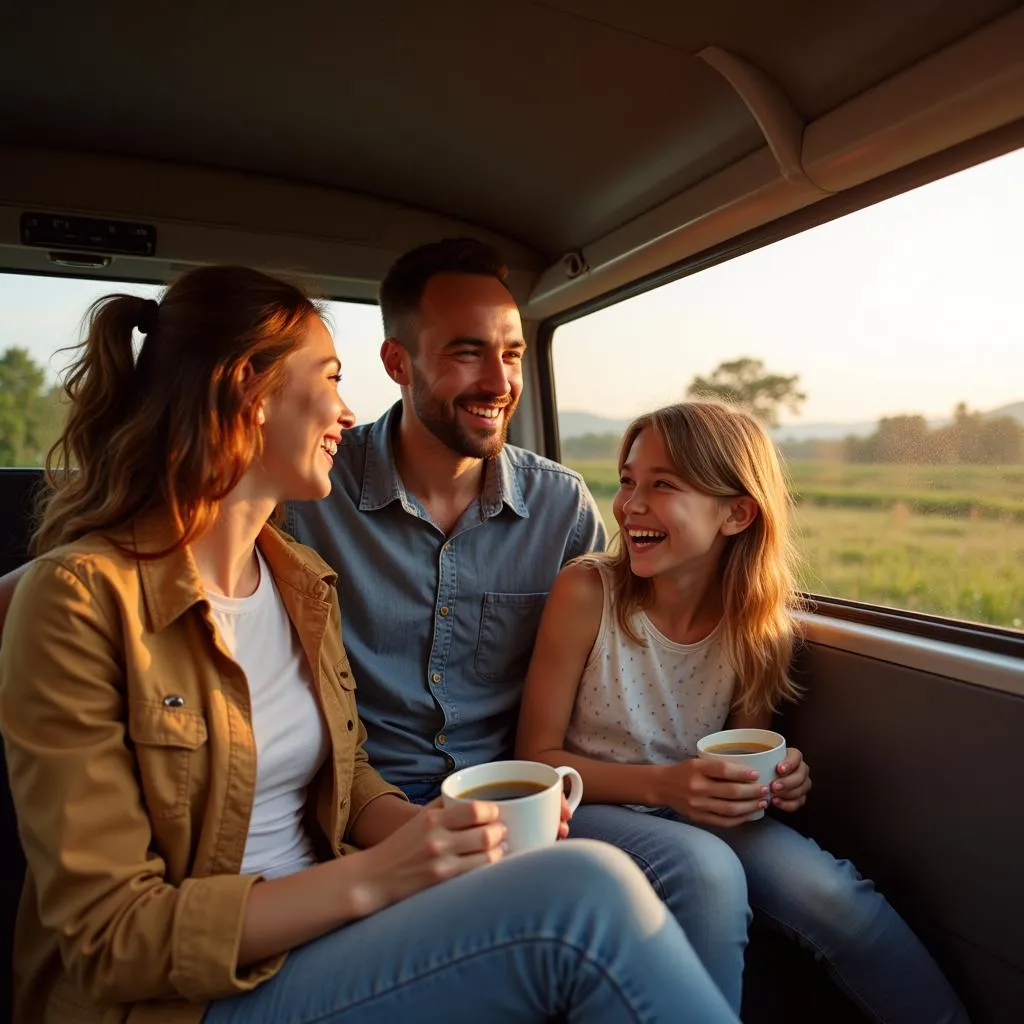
left=474, top=592, right=549, bottom=683
left=127, top=700, right=209, bottom=820
left=321, top=657, right=358, bottom=738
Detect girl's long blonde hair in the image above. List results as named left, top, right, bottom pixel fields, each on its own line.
left=34, top=265, right=320, bottom=557
left=584, top=401, right=802, bottom=717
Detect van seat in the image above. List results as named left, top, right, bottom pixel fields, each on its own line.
left=0, top=468, right=44, bottom=1024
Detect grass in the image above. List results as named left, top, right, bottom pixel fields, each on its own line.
left=567, top=459, right=1024, bottom=631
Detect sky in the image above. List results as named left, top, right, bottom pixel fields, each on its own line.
left=554, top=143, right=1024, bottom=425
left=0, top=278, right=401, bottom=427
left=2, top=144, right=1021, bottom=429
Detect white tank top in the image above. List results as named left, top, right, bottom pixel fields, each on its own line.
left=206, top=548, right=328, bottom=879
left=564, top=564, right=736, bottom=769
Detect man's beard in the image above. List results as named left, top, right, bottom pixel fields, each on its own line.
left=410, top=368, right=517, bottom=459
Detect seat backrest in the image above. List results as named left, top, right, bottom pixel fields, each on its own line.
left=0, top=748, right=23, bottom=1024
left=0, top=468, right=44, bottom=579
left=1, top=468, right=44, bottom=1024
left=775, top=639, right=1024, bottom=1023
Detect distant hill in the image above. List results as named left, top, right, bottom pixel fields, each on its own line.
left=985, top=401, right=1024, bottom=423
left=560, top=401, right=1024, bottom=444
left=558, top=411, right=632, bottom=439
left=772, top=420, right=876, bottom=442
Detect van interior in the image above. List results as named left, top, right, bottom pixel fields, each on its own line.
left=1, top=2, right=1023, bottom=1022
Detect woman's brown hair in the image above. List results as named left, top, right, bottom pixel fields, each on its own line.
left=34, top=265, right=320, bottom=556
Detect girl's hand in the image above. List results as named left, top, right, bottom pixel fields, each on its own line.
left=350, top=799, right=507, bottom=915
left=658, top=758, right=768, bottom=827
left=770, top=748, right=812, bottom=812
left=558, top=792, right=572, bottom=839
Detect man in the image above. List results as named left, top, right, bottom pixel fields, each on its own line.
left=286, top=238, right=606, bottom=802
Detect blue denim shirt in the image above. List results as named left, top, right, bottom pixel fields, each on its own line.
left=286, top=403, right=606, bottom=798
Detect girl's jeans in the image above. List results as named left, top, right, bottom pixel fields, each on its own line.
left=570, top=805, right=971, bottom=1023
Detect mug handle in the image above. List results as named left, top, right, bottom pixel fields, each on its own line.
left=555, top=766, right=584, bottom=813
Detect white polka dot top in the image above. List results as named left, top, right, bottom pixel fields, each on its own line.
left=564, top=563, right=736, bottom=770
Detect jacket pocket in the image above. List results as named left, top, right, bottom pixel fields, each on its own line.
left=474, top=592, right=549, bottom=683
left=332, top=657, right=356, bottom=691
left=318, top=658, right=358, bottom=749
left=127, top=700, right=208, bottom=820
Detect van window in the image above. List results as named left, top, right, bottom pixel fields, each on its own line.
left=0, top=273, right=396, bottom=468
left=552, top=145, right=1024, bottom=632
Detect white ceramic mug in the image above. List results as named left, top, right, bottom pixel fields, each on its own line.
left=441, top=759, right=584, bottom=855
left=697, top=728, right=786, bottom=821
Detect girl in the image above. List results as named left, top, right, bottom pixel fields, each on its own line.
left=517, top=400, right=970, bottom=1023
left=0, top=275, right=738, bottom=1024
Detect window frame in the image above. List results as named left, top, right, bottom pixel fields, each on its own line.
left=536, top=119, right=1024, bottom=655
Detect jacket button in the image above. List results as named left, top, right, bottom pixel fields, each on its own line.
left=163, top=695, right=186, bottom=708
left=347, top=720, right=354, bottom=731
left=339, top=670, right=349, bottom=678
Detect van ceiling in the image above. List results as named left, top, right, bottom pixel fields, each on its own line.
left=1, top=0, right=1018, bottom=259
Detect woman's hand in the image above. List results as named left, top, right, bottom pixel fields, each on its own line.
left=770, top=748, right=812, bottom=812
left=349, top=799, right=507, bottom=916
left=656, top=758, right=768, bottom=827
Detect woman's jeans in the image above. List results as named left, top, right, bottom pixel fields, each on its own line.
left=203, top=840, right=738, bottom=1024
left=570, top=805, right=971, bottom=1023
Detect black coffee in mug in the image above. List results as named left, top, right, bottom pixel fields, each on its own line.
left=458, top=780, right=549, bottom=801
left=703, top=741, right=776, bottom=755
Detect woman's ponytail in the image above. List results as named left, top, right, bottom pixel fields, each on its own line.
left=35, top=295, right=157, bottom=553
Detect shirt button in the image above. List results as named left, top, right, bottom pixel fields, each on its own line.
left=439, top=606, right=449, bottom=616
left=437, top=734, right=447, bottom=745
left=431, top=673, right=441, bottom=684
left=162, top=695, right=186, bottom=708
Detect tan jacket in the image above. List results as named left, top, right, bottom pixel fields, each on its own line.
left=0, top=518, right=404, bottom=1024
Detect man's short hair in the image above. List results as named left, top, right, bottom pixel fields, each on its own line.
left=379, top=238, right=510, bottom=352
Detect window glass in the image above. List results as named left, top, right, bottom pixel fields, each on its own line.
left=0, top=274, right=397, bottom=468
left=553, top=146, right=1024, bottom=631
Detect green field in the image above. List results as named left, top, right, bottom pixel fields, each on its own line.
left=566, top=459, right=1024, bottom=630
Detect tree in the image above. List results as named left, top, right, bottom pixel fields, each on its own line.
left=873, top=414, right=930, bottom=463
left=977, top=416, right=1024, bottom=464
left=0, top=347, right=66, bottom=467
left=935, top=402, right=1024, bottom=464
left=686, top=357, right=806, bottom=427
left=846, top=402, right=1024, bottom=465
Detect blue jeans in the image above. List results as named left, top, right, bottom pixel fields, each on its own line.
left=203, top=840, right=738, bottom=1024
left=569, top=805, right=970, bottom=1023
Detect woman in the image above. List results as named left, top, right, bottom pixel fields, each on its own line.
left=0, top=268, right=737, bottom=1024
